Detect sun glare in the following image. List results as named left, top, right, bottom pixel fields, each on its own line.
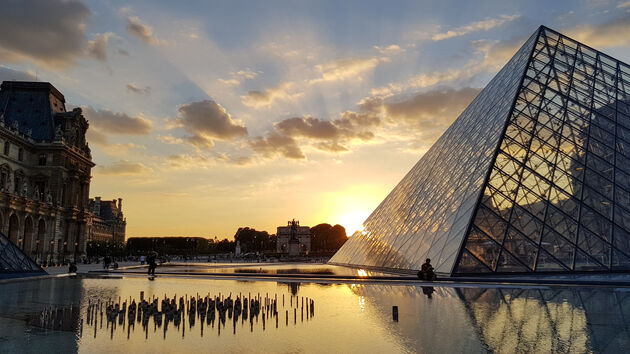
left=338, top=210, right=370, bottom=236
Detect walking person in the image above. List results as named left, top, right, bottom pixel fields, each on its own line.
left=147, top=252, right=157, bottom=276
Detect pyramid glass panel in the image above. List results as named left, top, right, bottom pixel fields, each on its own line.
left=0, top=231, right=44, bottom=275
left=331, top=25, right=630, bottom=275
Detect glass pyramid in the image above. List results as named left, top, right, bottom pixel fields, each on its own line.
left=330, top=26, right=630, bottom=275
left=0, top=231, right=44, bottom=275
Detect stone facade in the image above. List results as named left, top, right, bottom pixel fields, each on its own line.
left=87, top=197, right=126, bottom=243
left=0, top=81, right=94, bottom=263
left=276, top=220, right=311, bottom=255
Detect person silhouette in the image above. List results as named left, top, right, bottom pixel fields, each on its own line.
left=417, top=258, right=436, bottom=281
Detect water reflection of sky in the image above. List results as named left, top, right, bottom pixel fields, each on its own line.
left=1, top=277, right=629, bottom=353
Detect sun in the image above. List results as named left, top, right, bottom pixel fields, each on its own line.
left=338, top=210, right=370, bottom=236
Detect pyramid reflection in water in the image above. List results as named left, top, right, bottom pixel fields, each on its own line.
left=331, top=26, right=630, bottom=275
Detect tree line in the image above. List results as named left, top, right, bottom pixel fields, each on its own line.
left=92, top=223, right=349, bottom=257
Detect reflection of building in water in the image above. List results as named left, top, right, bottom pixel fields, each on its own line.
left=348, top=283, right=630, bottom=353
left=87, top=197, right=126, bottom=243
left=276, top=219, right=311, bottom=255
left=0, top=81, right=94, bottom=264
left=331, top=26, right=630, bottom=275
left=456, top=287, right=630, bottom=353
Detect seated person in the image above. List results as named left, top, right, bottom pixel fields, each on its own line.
left=417, top=258, right=437, bottom=281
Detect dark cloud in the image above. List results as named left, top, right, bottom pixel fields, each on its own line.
left=0, top=0, right=91, bottom=68
left=81, top=106, right=152, bottom=135
left=95, top=160, right=152, bottom=176
left=375, top=87, right=481, bottom=129
left=174, top=100, right=248, bottom=149
left=269, top=113, right=378, bottom=154
left=0, top=66, right=35, bottom=81
left=86, top=33, right=111, bottom=61
left=249, top=133, right=305, bottom=160
left=126, top=16, right=161, bottom=45
left=126, top=83, right=151, bottom=95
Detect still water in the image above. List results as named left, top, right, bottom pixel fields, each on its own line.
left=0, top=275, right=629, bottom=353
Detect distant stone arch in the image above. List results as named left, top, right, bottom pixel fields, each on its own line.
left=8, top=213, right=19, bottom=245
left=23, top=216, right=34, bottom=253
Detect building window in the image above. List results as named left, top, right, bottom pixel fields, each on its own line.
left=3, top=142, right=9, bottom=155
left=18, top=148, right=23, bottom=161
left=39, top=154, right=47, bottom=166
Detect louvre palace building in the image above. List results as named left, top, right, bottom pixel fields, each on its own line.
left=0, top=81, right=94, bottom=264
left=332, top=26, right=630, bottom=276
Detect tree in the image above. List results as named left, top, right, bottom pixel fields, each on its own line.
left=310, top=223, right=347, bottom=252
left=234, top=227, right=274, bottom=252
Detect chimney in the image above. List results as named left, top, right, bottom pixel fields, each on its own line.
left=118, top=198, right=122, bottom=211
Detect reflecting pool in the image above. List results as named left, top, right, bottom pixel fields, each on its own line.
left=1, top=275, right=629, bottom=353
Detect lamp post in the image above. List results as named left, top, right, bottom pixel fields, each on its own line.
left=35, top=239, right=40, bottom=264
left=74, top=241, right=78, bottom=263
left=63, top=241, right=67, bottom=264
left=49, top=240, right=54, bottom=264
left=18, top=237, right=23, bottom=251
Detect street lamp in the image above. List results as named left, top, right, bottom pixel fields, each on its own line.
left=63, top=241, right=67, bottom=264
left=35, top=239, right=40, bottom=264
left=49, top=240, right=55, bottom=264
left=74, top=241, right=78, bottom=263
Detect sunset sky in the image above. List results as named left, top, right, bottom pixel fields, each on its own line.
left=1, top=0, right=630, bottom=239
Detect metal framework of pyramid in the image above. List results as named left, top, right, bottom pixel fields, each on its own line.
left=330, top=25, right=630, bottom=275
left=0, top=231, right=44, bottom=276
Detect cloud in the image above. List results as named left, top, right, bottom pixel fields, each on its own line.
left=274, top=115, right=376, bottom=142
left=85, top=128, right=108, bottom=146
left=618, top=1, right=630, bottom=9
left=310, top=57, right=389, bottom=84
left=250, top=110, right=380, bottom=160
left=0, top=0, right=91, bottom=68
left=567, top=14, right=630, bottom=48
left=219, top=78, right=241, bottom=86
left=166, top=154, right=215, bottom=169
left=362, top=87, right=481, bottom=130
left=241, top=82, right=300, bottom=108
left=432, top=14, right=521, bottom=41
left=95, top=160, right=153, bottom=176
left=173, top=100, right=248, bottom=149
left=167, top=153, right=253, bottom=169
left=158, top=135, right=184, bottom=145
left=249, top=132, right=305, bottom=160
left=86, top=33, right=113, bottom=61
left=117, top=48, right=130, bottom=56
left=100, top=143, right=146, bottom=156
left=0, top=66, right=35, bottom=81
left=126, top=83, right=151, bottom=95
left=81, top=106, right=152, bottom=135
left=126, top=16, right=163, bottom=45
left=369, top=37, right=524, bottom=96
left=219, top=69, right=260, bottom=87
left=374, top=44, right=405, bottom=56
left=236, top=69, right=259, bottom=80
